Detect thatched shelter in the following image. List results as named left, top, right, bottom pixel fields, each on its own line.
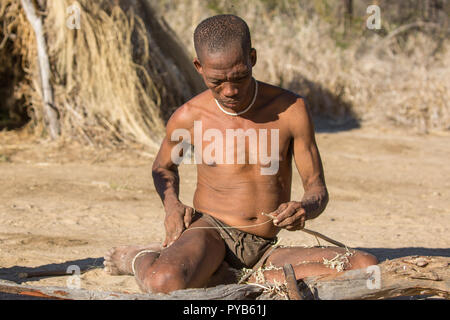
left=0, top=0, right=204, bottom=148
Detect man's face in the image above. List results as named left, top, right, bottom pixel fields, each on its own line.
left=194, top=45, right=256, bottom=111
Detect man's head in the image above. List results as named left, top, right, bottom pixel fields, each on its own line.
left=193, top=15, right=257, bottom=111
left=194, top=14, right=252, bottom=61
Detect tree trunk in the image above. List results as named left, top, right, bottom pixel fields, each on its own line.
left=344, top=0, right=353, bottom=35
left=302, top=255, right=449, bottom=300
left=20, top=0, right=60, bottom=139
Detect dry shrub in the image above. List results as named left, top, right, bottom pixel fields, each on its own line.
left=1, top=0, right=448, bottom=149
left=1, top=0, right=201, bottom=147
left=0, top=0, right=39, bottom=131
left=45, top=0, right=166, bottom=147
left=155, top=0, right=450, bottom=132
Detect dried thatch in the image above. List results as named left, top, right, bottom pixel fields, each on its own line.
left=0, top=0, right=204, bottom=147
left=156, top=0, right=450, bottom=133
left=1, top=0, right=448, bottom=145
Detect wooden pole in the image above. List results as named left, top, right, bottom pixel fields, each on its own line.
left=282, top=264, right=303, bottom=300
left=344, top=0, right=353, bottom=35
left=21, top=0, right=60, bottom=139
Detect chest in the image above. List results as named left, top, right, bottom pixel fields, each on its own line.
left=189, top=115, right=291, bottom=169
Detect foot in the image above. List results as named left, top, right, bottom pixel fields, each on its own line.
left=103, top=243, right=161, bottom=276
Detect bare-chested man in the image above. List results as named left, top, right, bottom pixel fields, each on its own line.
left=104, top=14, right=377, bottom=294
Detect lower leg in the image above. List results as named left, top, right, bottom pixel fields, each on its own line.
left=246, top=246, right=378, bottom=284
left=131, top=219, right=226, bottom=293
left=247, top=261, right=348, bottom=284
left=132, top=251, right=163, bottom=292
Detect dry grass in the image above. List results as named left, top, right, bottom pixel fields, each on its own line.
left=155, top=0, right=450, bottom=133
left=44, top=0, right=164, bottom=148
left=1, top=0, right=448, bottom=149
left=0, top=0, right=198, bottom=147
left=0, top=0, right=38, bottom=131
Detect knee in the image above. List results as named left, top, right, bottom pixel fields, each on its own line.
left=141, top=265, right=187, bottom=294
left=350, top=251, right=378, bottom=270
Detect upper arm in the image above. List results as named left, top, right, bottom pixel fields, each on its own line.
left=288, top=97, right=326, bottom=191
left=152, top=104, right=194, bottom=171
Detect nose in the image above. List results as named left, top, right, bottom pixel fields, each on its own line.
left=222, top=82, right=239, bottom=98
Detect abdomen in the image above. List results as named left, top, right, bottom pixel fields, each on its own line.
left=193, top=163, right=292, bottom=237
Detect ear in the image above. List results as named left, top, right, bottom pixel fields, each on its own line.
left=193, top=57, right=203, bottom=75
left=250, top=48, right=257, bottom=67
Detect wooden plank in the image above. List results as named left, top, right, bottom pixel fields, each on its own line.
left=0, top=279, right=263, bottom=300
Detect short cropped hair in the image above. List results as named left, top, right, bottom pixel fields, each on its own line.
left=193, top=14, right=251, bottom=60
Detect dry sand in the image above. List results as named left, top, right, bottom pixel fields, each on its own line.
left=0, top=126, right=449, bottom=296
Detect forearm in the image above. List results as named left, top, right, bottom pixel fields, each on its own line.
left=152, top=164, right=181, bottom=208
left=301, top=185, right=329, bottom=220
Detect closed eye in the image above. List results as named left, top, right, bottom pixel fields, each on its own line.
left=208, top=79, right=222, bottom=86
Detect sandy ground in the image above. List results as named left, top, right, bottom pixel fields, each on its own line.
left=0, top=125, right=449, bottom=297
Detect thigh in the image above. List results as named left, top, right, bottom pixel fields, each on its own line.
left=150, top=216, right=226, bottom=288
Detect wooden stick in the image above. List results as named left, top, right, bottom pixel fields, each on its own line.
left=282, top=264, right=303, bottom=300
left=18, top=268, right=91, bottom=279
left=21, top=0, right=60, bottom=139
left=261, top=212, right=347, bottom=248
left=301, top=228, right=347, bottom=248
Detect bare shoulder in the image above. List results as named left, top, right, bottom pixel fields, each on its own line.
left=166, top=90, right=209, bottom=134
left=285, top=94, right=314, bottom=139
left=261, top=82, right=312, bottom=136
left=260, top=82, right=307, bottom=111
left=276, top=87, right=308, bottom=117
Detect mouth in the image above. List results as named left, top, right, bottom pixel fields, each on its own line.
left=220, top=100, right=240, bottom=108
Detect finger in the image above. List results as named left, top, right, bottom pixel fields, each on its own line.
left=164, top=224, right=178, bottom=248
left=267, top=203, right=288, bottom=217
left=285, top=216, right=306, bottom=230
left=275, top=207, right=305, bottom=227
left=162, top=235, right=168, bottom=247
left=275, top=214, right=298, bottom=227
left=169, top=231, right=181, bottom=246
left=163, top=221, right=174, bottom=247
left=170, top=220, right=186, bottom=245
left=286, top=215, right=306, bottom=230
left=279, top=203, right=303, bottom=220
left=184, top=207, right=194, bottom=228
left=273, top=203, right=300, bottom=224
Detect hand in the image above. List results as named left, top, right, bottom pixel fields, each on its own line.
left=162, top=201, right=194, bottom=247
left=268, top=201, right=306, bottom=231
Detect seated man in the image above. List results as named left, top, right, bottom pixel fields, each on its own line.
left=104, top=14, right=377, bottom=294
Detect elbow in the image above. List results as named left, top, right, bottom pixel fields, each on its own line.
left=151, top=163, right=160, bottom=180
left=321, top=188, right=329, bottom=212
left=305, top=188, right=329, bottom=220
left=316, top=188, right=329, bottom=215
left=151, top=161, right=167, bottom=182
left=151, top=158, right=162, bottom=173
left=151, top=160, right=169, bottom=176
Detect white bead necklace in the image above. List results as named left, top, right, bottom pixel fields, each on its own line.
left=214, top=79, right=258, bottom=116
